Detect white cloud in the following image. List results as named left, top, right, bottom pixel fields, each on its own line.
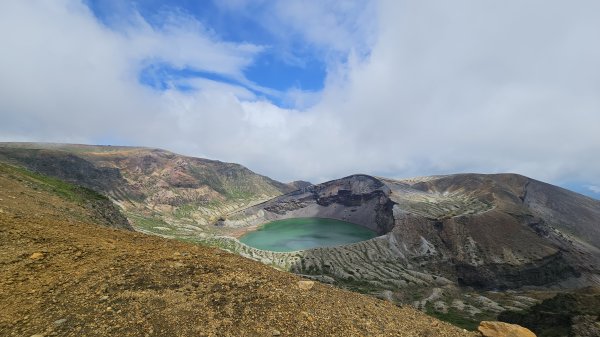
left=588, top=186, right=600, bottom=194
left=1, top=0, right=599, bottom=188
left=298, top=0, right=600, bottom=184
left=269, top=0, right=376, bottom=55
left=212, top=0, right=376, bottom=62
left=124, top=11, right=263, bottom=79
left=0, top=0, right=269, bottom=150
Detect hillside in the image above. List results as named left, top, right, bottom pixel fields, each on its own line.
left=0, top=162, right=131, bottom=230
left=0, top=142, right=293, bottom=236
left=223, top=173, right=600, bottom=288
left=2, top=142, right=599, bottom=331
left=498, top=288, right=600, bottom=337
left=219, top=173, right=600, bottom=328
left=0, top=162, right=474, bottom=336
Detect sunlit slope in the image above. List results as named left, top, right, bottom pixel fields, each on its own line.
left=0, top=142, right=293, bottom=234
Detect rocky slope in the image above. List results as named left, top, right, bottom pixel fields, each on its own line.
left=0, top=162, right=131, bottom=230
left=498, top=288, right=600, bottom=337
left=0, top=142, right=293, bottom=234
left=223, top=173, right=600, bottom=287
left=217, top=173, right=600, bottom=328
left=287, top=180, right=313, bottom=190
left=0, top=162, right=475, bottom=337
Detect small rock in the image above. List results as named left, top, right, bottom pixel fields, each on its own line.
left=30, top=334, right=44, bottom=337
left=272, top=330, right=281, bottom=336
left=100, top=295, right=109, bottom=301
left=297, top=280, right=314, bottom=290
left=53, top=318, right=67, bottom=326
left=478, top=321, right=536, bottom=337
left=106, top=307, right=113, bottom=312
left=30, top=252, right=44, bottom=260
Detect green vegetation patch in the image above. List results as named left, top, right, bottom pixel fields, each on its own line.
left=426, top=306, right=494, bottom=331
left=173, top=204, right=198, bottom=219
left=498, top=291, right=600, bottom=337
left=0, top=162, right=107, bottom=204
left=127, top=212, right=173, bottom=231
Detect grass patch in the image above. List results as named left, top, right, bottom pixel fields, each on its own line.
left=173, top=204, right=198, bottom=219
left=224, top=188, right=254, bottom=200
left=0, top=163, right=107, bottom=204
left=426, top=308, right=478, bottom=331
left=425, top=306, right=494, bottom=331
left=127, top=213, right=172, bottom=231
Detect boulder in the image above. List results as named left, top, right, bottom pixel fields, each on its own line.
left=297, top=280, right=315, bottom=290
left=29, top=252, right=44, bottom=260
left=478, top=321, right=536, bottom=337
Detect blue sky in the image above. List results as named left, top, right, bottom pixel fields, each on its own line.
left=85, top=0, right=328, bottom=107
left=0, top=1, right=599, bottom=199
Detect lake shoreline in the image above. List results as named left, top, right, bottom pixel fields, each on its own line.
left=239, top=217, right=376, bottom=252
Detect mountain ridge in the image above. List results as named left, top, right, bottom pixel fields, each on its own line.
left=0, top=142, right=294, bottom=233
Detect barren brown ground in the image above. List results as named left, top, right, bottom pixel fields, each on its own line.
left=0, top=164, right=476, bottom=337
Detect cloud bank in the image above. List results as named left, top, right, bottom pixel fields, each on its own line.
left=0, top=0, right=599, bottom=189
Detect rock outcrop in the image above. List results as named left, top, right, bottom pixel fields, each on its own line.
left=478, top=321, right=536, bottom=337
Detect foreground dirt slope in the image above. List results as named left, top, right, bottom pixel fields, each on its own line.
left=0, top=165, right=474, bottom=337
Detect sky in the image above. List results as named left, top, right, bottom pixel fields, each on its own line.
left=0, top=0, right=599, bottom=199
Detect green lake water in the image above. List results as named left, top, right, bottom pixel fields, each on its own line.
left=239, top=217, right=377, bottom=252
